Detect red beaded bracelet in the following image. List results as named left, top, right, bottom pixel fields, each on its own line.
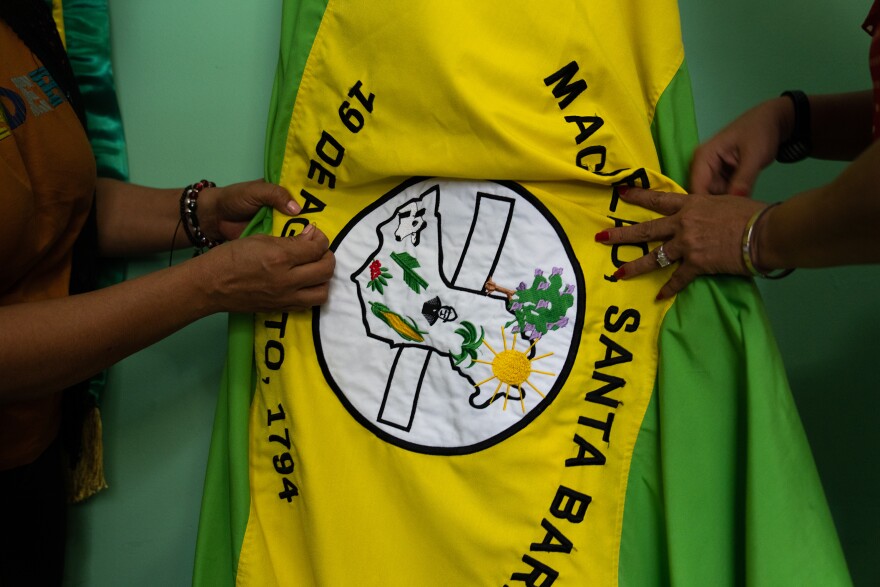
left=179, top=179, right=223, bottom=252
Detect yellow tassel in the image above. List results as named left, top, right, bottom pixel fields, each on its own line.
left=66, top=405, right=109, bottom=503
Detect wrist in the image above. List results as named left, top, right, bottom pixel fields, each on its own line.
left=752, top=204, right=777, bottom=271
left=775, top=91, right=812, bottom=163
left=179, top=180, right=224, bottom=252
left=741, top=202, right=794, bottom=279
left=769, top=96, right=797, bottom=146
left=195, top=186, right=224, bottom=242
left=182, top=251, right=226, bottom=316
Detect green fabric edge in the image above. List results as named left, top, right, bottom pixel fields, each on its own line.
left=618, top=57, right=696, bottom=585
left=192, top=209, right=272, bottom=587
left=619, top=277, right=851, bottom=586
left=194, top=0, right=329, bottom=581
left=648, top=57, right=698, bottom=191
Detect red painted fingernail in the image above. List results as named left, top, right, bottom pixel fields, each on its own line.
left=595, top=230, right=611, bottom=242
left=617, top=185, right=629, bottom=196
left=613, top=268, right=626, bottom=279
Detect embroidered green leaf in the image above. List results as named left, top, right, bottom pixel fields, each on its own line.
left=390, top=251, right=429, bottom=293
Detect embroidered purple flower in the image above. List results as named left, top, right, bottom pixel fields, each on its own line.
left=564, top=284, right=575, bottom=295
left=511, top=325, right=521, bottom=333
left=537, top=281, right=550, bottom=291
left=517, top=281, right=527, bottom=291
left=534, top=268, right=544, bottom=277
left=551, top=267, right=563, bottom=276
left=554, top=316, right=570, bottom=329
left=511, top=302, right=523, bottom=311
left=536, top=300, right=550, bottom=309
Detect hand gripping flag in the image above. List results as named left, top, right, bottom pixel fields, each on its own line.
left=195, top=1, right=851, bottom=585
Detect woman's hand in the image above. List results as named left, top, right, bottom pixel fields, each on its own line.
left=0, top=223, right=335, bottom=399
left=595, top=187, right=767, bottom=299
left=690, top=97, right=794, bottom=197
left=197, top=179, right=302, bottom=242
left=192, top=179, right=335, bottom=312
left=195, top=224, right=335, bottom=314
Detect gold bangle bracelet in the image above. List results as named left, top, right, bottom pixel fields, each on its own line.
left=741, top=202, right=794, bottom=279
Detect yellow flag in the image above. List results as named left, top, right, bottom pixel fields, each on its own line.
left=242, top=2, right=686, bottom=585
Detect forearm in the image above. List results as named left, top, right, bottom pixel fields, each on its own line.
left=0, top=259, right=216, bottom=401
left=96, top=178, right=193, bottom=256
left=808, top=91, right=873, bottom=161
left=1, top=209, right=334, bottom=401
left=757, top=139, right=880, bottom=268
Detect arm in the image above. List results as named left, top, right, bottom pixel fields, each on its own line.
left=0, top=226, right=333, bottom=402
left=95, top=178, right=302, bottom=256
left=808, top=91, right=873, bottom=161
left=690, top=91, right=873, bottom=196
left=757, top=138, right=880, bottom=269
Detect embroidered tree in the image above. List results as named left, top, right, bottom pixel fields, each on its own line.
left=505, top=267, right=575, bottom=341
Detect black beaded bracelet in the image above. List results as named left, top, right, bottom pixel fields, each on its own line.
left=179, top=179, right=223, bottom=253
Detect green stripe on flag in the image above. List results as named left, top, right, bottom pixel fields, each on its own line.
left=620, top=277, right=852, bottom=586
left=195, top=6, right=332, bottom=573
left=194, top=209, right=273, bottom=586
left=650, top=58, right=699, bottom=189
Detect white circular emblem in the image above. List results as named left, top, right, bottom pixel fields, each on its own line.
left=315, top=179, right=583, bottom=454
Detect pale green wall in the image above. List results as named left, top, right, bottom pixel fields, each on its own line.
left=63, top=1, right=281, bottom=585
left=63, top=1, right=879, bottom=585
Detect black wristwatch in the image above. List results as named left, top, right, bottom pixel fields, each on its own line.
left=775, top=90, right=811, bottom=163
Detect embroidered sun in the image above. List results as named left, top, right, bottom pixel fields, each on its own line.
left=473, top=327, right=556, bottom=413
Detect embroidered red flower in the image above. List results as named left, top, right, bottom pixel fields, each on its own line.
left=367, top=260, right=392, bottom=294
left=369, top=259, right=382, bottom=280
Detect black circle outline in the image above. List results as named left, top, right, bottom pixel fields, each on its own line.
left=312, top=178, right=586, bottom=455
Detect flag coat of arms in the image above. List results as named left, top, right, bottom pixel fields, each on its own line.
left=194, top=1, right=851, bottom=585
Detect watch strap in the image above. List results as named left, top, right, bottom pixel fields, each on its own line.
left=776, top=90, right=812, bottom=163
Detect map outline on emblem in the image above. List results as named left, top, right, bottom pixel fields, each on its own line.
left=313, top=178, right=585, bottom=455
